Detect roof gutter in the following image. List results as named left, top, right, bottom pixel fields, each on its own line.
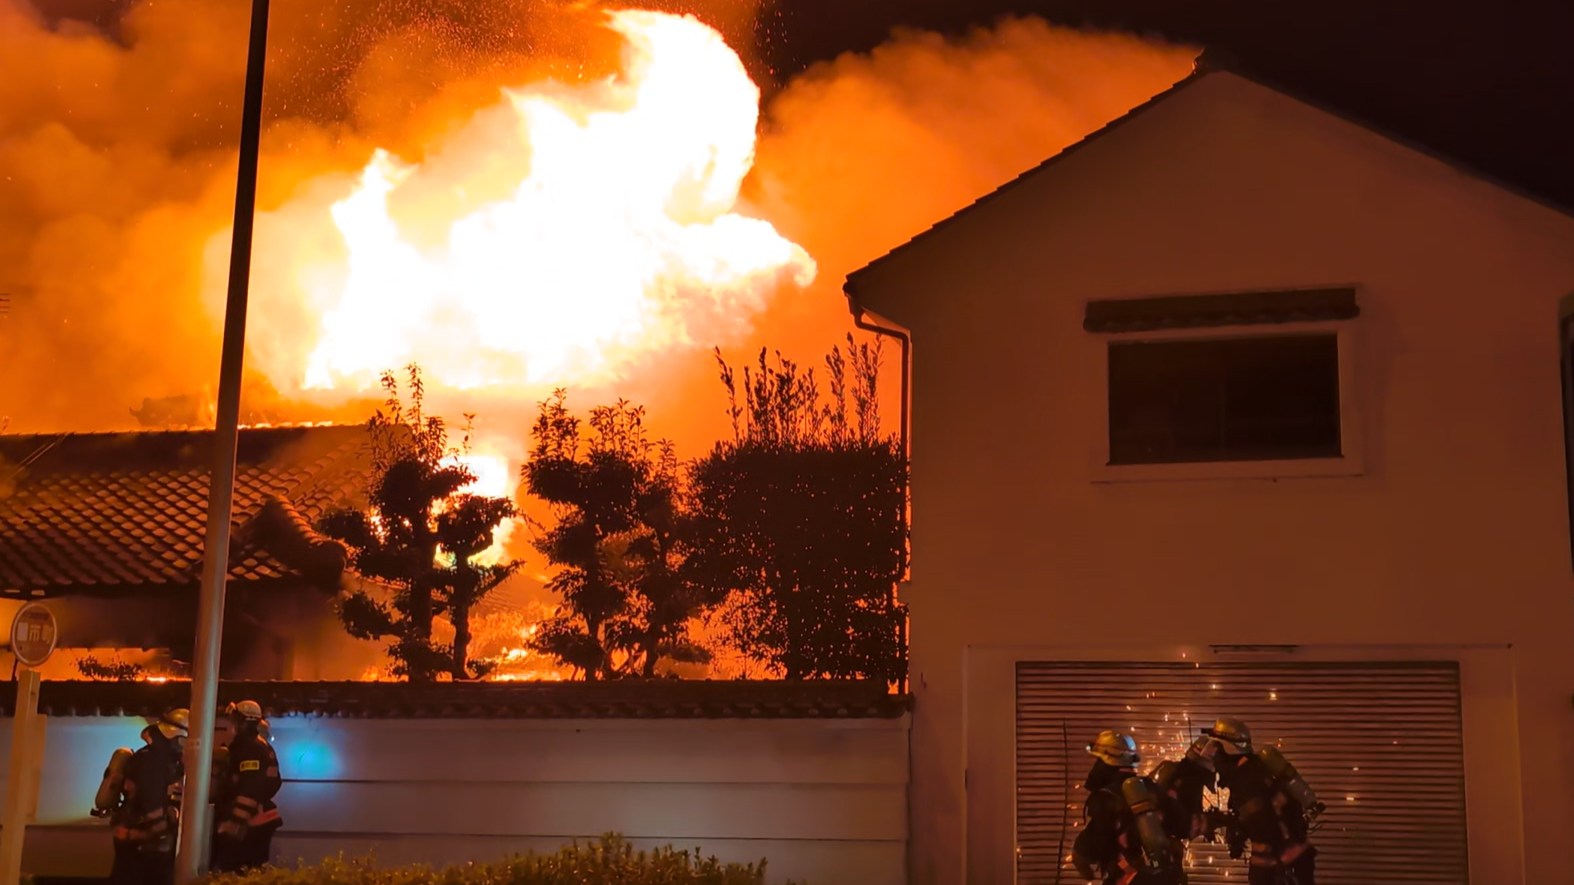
left=845, top=285, right=911, bottom=462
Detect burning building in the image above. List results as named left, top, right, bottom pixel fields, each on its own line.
left=0, top=0, right=1192, bottom=445
left=0, top=0, right=1209, bottom=878
left=0, top=424, right=380, bottom=679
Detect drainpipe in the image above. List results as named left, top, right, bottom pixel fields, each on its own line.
left=846, top=286, right=911, bottom=695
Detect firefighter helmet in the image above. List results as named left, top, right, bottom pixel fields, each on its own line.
left=1202, top=717, right=1252, bottom=755
left=1086, top=730, right=1141, bottom=768
left=225, top=699, right=264, bottom=722
left=152, top=708, right=190, bottom=741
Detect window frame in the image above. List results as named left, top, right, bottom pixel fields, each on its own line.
left=1558, top=299, right=1574, bottom=570
left=1086, top=319, right=1364, bottom=483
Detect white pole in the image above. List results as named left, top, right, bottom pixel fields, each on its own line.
left=175, top=0, right=271, bottom=880
left=0, top=667, right=43, bottom=883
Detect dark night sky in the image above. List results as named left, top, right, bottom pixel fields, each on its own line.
left=33, top=0, right=1574, bottom=209
left=760, top=0, right=1574, bottom=211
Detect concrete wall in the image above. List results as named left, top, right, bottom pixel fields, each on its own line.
left=851, top=71, right=1574, bottom=884
left=4, top=713, right=909, bottom=884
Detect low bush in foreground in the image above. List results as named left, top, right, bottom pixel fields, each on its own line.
left=202, top=835, right=790, bottom=885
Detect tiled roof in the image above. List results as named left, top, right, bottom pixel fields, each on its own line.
left=0, top=426, right=371, bottom=597
left=3, top=679, right=912, bottom=720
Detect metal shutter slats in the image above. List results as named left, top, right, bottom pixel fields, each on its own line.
left=1015, top=661, right=1468, bottom=885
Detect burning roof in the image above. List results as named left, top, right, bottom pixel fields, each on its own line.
left=0, top=425, right=370, bottom=597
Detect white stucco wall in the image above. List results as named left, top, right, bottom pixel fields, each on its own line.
left=851, top=71, right=1574, bottom=885
left=2, top=713, right=909, bottom=884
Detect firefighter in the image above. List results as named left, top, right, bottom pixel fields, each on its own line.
left=1150, top=733, right=1223, bottom=841
left=1204, top=718, right=1326, bottom=885
left=97, top=708, right=188, bottom=885
left=1070, top=731, right=1186, bottom=885
left=211, top=699, right=283, bottom=873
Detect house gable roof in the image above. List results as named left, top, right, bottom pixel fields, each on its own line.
left=843, top=53, right=1574, bottom=299
left=0, top=425, right=370, bottom=597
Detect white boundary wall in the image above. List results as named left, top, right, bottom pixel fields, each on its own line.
left=4, top=714, right=910, bottom=884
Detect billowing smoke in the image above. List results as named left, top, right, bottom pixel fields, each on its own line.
left=0, top=0, right=1193, bottom=452
left=745, top=17, right=1198, bottom=368
left=650, top=17, right=1198, bottom=447
left=0, top=0, right=765, bottom=433
left=0, top=0, right=1192, bottom=678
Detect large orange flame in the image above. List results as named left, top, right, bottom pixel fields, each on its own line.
left=231, top=9, right=818, bottom=576
left=257, top=9, right=815, bottom=397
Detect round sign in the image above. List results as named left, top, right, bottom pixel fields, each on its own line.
left=10, top=602, right=57, bottom=668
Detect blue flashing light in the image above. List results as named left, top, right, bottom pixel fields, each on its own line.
left=270, top=720, right=342, bottom=781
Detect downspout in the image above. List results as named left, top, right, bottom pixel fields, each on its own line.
left=846, top=283, right=911, bottom=695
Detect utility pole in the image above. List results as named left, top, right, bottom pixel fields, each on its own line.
left=175, top=0, right=271, bottom=880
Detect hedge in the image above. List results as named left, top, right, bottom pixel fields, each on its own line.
left=201, top=835, right=794, bottom=885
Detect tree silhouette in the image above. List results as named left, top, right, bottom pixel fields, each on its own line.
left=320, top=365, right=518, bottom=681
left=687, top=337, right=908, bottom=682
left=524, top=392, right=719, bottom=680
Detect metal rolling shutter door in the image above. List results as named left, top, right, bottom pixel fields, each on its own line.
left=1015, top=662, right=1468, bottom=885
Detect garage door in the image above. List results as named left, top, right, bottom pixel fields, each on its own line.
left=1015, top=661, right=1467, bottom=884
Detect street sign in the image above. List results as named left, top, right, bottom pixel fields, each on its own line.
left=10, top=602, right=57, bottom=668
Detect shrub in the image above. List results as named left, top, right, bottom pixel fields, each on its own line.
left=201, top=834, right=790, bottom=885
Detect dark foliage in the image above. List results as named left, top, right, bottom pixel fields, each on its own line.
left=75, top=653, right=148, bottom=681
left=524, top=392, right=720, bottom=680
left=319, top=365, right=518, bottom=681
left=687, top=337, right=908, bottom=682
left=196, top=834, right=782, bottom=884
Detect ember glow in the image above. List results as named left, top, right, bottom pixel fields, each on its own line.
left=258, top=9, right=814, bottom=398
left=471, top=606, right=569, bottom=681
left=486, top=621, right=568, bottom=683
left=357, top=605, right=571, bottom=681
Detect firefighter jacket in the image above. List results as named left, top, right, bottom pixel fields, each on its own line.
left=1216, top=751, right=1316, bottom=873
left=111, top=739, right=184, bottom=853
left=1073, top=769, right=1186, bottom=885
left=215, top=731, right=283, bottom=839
left=1151, top=756, right=1216, bottom=840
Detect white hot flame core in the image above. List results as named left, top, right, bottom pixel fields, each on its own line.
left=433, top=451, right=516, bottom=566
left=297, top=10, right=816, bottom=394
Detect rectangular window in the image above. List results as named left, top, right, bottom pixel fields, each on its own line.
left=1107, top=333, right=1343, bottom=465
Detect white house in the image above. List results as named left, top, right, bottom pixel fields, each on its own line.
left=845, top=54, right=1574, bottom=885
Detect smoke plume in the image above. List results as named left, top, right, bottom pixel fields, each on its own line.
left=745, top=17, right=1197, bottom=363
left=0, top=0, right=1193, bottom=449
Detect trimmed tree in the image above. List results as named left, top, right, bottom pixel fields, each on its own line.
left=524, top=392, right=717, bottom=680
left=320, top=365, right=518, bottom=681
